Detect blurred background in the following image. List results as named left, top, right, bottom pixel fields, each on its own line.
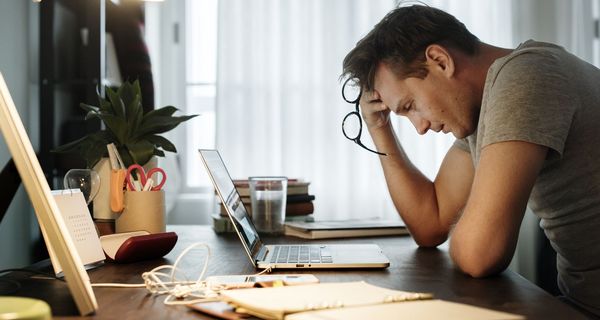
left=2, top=0, right=599, bottom=295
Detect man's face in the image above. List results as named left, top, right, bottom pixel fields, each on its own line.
left=372, top=62, right=478, bottom=139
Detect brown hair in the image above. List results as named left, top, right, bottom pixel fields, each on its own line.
left=342, top=4, right=479, bottom=91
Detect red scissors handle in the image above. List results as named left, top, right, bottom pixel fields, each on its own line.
left=146, top=167, right=167, bottom=191
left=126, top=164, right=167, bottom=191
left=126, top=164, right=147, bottom=191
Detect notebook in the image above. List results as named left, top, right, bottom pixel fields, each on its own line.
left=199, top=149, right=390, bottom=269
left=220, top=281, right=524, bottom=320
left=284, top=219, right=408, bottom=239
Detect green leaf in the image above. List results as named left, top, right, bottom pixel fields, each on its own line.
left=153, top=149, right=165, bottom=157
left=144, top=106, right=179, bottom=119
left=85, top=110, right=99, bottom=121
left=136, top=115, right=198, bottom=138
left=97, top=96, right=112, bottom=113
left=51, top=135, right=91, bottom=153
left=126, top=140, right=155, bottom=167
left=98, top=114, right=128, bottom=144
left=83, top=140, right=110, bottom=168
left=146, top=135, right=177, bottom=153
left=119, top=81, right=136, bottom=108
left=126, top=94, right=143, bottom=135
left=106, top=86, right=125, bottom=119
left=131, top=103, right=144, bottom=135
left=80, top=103, right=99, bottom=113
left=132, top=80, right=142, bottom=101
left=119, top=146, right=135, bottom=168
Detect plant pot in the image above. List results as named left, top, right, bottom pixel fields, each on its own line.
left=92, top=157, right=159, bottom=221
left=92, top=158, right=119, bottom=221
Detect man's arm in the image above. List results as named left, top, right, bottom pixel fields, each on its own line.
left=450, top=141, right=548, bottom=277
left=369, top=123, right=474, bottom=247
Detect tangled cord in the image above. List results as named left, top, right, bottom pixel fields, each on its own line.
left=92, top=242, right=273, bottom=306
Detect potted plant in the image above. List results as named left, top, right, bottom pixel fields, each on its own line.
left=53, top=80, right=196, bottom=168
left=53, top=80, right=196, bottom=222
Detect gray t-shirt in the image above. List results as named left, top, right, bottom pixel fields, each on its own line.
left=454, top=40, right=600, bottom=315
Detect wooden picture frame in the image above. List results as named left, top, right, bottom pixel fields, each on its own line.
left=0, top=72, right=97, bottom=315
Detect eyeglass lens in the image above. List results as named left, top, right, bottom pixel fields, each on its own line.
left=342, top=112, right=361, bottom=140
left=342, top=78, right=361, bottom=103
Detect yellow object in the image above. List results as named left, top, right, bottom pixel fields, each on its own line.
left=271, top=280, right=284, bottom=287
left=110, top=168, right=127, bottom=212
left=0, top=297, right=51, bottom=320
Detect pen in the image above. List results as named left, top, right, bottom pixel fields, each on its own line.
left=142, top=178, right=154, bottom=191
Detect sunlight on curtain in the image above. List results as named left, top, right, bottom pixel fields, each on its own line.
left=511, top=0, right=595, bottom=63
left=215, top=0, right=512, bottom=220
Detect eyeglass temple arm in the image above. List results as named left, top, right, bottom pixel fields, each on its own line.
left=355, top=139, right=387, bottom=156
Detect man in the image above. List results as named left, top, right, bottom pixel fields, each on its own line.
left=342, top=5, right=600, bottom=317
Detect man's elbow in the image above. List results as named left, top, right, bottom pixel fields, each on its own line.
left=456, top=259, right=504, bottom=278
left=450, top=242, right=510, bottom=278
left=412, top=230, right=448, bottom=248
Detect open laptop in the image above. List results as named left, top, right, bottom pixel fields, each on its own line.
left=199, top=149, right=390, bottom=269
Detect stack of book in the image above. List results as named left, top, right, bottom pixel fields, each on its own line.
left=212, top=179, right=315, bottom=233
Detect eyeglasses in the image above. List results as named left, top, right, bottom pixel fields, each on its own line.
left=341, top=78, right=387, bottom=156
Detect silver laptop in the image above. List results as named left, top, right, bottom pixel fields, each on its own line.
left=199, top=149, right=390, bottom=269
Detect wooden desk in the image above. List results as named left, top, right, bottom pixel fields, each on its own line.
left=3, top=225, right=587, bottom=319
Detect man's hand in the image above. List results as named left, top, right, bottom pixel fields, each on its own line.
left=359, top=90, right=391, bottom=130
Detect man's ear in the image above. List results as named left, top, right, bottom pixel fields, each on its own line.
left=424, top=44, right=455, bottom=78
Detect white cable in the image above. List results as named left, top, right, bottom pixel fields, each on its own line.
left=91, top=242, right=273, bottom=307
left=92, top=242, right=214, bottom=304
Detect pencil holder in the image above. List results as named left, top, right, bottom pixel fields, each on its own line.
left=116, top=190, right=166, bottom=234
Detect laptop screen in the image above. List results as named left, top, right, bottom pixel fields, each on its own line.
left=199, top=150, right=261, bottom=255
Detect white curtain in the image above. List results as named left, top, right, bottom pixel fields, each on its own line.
left=215, top=0, right=594, bottom=221
left=511, top=0, right=596, bottom=63
left=216, top=0, right=399, bottom=220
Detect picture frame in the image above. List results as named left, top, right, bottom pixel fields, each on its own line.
left=0, top=72, right=97, bottom=315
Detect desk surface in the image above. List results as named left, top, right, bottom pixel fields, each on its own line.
left=3, top=225, right=587, bottom=319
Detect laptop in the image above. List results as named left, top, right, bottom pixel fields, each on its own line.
left=199, top=149, right=390, bottom=269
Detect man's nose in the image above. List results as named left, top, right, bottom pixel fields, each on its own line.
left=409, top=116, right=430, bottom=135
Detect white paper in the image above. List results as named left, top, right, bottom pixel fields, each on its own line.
left=49, top=189, right=105, bottom=275
left=99, top=231, right=149, bottom=259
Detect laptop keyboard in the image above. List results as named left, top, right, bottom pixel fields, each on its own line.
left=269, top=245, right=333, bottom=264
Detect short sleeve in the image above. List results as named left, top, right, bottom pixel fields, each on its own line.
left=482, top=51, right=577, bottom=157
left=453, top=138, right=470, bottom=153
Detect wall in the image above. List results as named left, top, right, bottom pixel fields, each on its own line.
left=0, top=1, right=39, bottom=269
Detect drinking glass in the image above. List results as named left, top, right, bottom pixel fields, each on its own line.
left=249, top=177, right=287, bottom=234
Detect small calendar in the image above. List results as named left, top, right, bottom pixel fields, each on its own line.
left=48, top=189, right=105, bottom=275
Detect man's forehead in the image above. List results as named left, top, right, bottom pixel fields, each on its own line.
left=372, top=64, right=409, bottom=105
left=373, top=63, right=403, bottom=90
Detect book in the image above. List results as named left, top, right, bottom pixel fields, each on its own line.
left=284, top=214, right=315, bottom=223
left=232, top=179, right=310, bottom=197
left=285, top=201, right=314, bottom=216
left=213, top=213, right=315, bottom=234
left=220, top=281, right=523, bottom=320
left=286, top=194, right=315, bottom=203
left=284, top=219, right=409, bottom=239
left=229, top=194, right=315, bottom=204
left=212, top=213, right=237, bottom=233
left=217, top=195, right=314, bottom=217
left=286, top=300, right=524, bottom=320
left=220, top=281, right=429, bottom=320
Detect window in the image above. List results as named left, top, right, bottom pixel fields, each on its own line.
left=594, top=0, right=600, bottom=67
left=184, top=0, right=218, bottom=189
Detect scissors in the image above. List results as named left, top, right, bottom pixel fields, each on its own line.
left=126, top=164, right=167, bottom=191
